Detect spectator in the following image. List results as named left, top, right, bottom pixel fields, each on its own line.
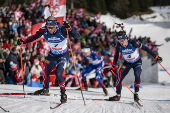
left=0, top=42, right=6, bottom=84
left=30, top=59, right=43, bottom=81
left=5, top=46, right=19, bottom=84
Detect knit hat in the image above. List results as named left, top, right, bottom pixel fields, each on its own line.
left=34, top=59, right=39, bottom=65
left=117, top=34, right=128, bottom=40
left=10, top=62, right=18, bottom=71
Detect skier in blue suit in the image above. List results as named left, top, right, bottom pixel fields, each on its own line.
left=109, top=30, right=162, bottom=102
left=80, top=48, right=108, bottom=95
left=18, top=16, right=80, bottom=103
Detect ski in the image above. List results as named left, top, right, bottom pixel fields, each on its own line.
left=0, top=106, right=9, bottom=112
left=68, top=98, right=106, bottom=101
left=135, top=101, right=143, bottom=107
left=0, top=93, right=59, bottom=97
left=50, top=103, right=66, bottom=109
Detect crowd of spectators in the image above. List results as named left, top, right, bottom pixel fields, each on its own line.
left=0, top=3, right=159, bottom=87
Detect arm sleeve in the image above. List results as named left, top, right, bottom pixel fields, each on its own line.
left=131, top=39, right=156, bottom=57
left=24, top=27, right=46, bottom=43
left=141, top=45, right=156, bottom=57
left=113, top=45, right=120, bottom=64
left=91, top=54, right=103, bottom=65
left=61, top=26, right=81, bottom=39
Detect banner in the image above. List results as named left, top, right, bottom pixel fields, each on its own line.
left=31, top=0, right=66, bottom=35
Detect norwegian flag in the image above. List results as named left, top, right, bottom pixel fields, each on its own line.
left=95, top=12, right=101, bottom=20
left=30, top=2, right=37, bottom=10
left=14, top=10, right=23, bottom=21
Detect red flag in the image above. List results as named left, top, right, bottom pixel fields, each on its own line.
left=76, top=8, right=85, bottom=18
left=29, top=2, right=36, bottom=10
left=14, top=63, right=26, bottom=84
left=44, top=0, right=66, bottom=21
left=14, top=10, right=23, bottom=20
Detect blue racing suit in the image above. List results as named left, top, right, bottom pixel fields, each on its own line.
left=82, top=52, right=105, bottom=87
left=113, top=39, right=156, bottom=94
left=24, top=24, right=80, bottom=92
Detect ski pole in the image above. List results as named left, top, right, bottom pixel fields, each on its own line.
left=109, top=68, right=134, bottom=95
left=101, top=72, right=116, bottom=93
left=19, top=45, right=25, bottom=98
left=0, top=106, right=9, bottom=112
left=159, top=63, right=170, bottom=75
left=66, top=28, right=86, bottom=105
left=110, top=69, right=143, bottom=102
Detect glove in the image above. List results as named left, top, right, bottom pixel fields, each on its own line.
left=63, top=21, right=71, bottom=29
left=17, top=39, right=26, bottom=45
left=154, top=55, right=162, bottom=63
left=110, top=65, right=118, bottom=71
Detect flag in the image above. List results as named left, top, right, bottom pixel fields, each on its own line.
left=14, top=10, right=23, bottom=21
left=31, top=22, right=45, bottom=35
left=30, top=0, right=66, bottom=36
left=44, top=0, right=66, bottom=24
left=14, top=63, right=26, bottom=84
left=29, top=2, right=36, bottom=10
left=76, top=8, right=85, bottom=18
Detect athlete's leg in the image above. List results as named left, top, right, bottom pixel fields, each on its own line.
left=81, top=64, right=94, bottom=90
left=133, top=59, right=142, bottom=102
left=133, top=59, right=142, bottom=92
left=115, top=62, right=132, bottom=94
left=43, top=53, right=58, bottom=88
left=109, top=62, right=132, bottom=101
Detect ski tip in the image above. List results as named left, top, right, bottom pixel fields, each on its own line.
left=84, top=104, right=87, bottom=106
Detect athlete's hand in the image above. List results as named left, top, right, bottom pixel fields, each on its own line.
left=111, top=65, right=118, bottom=71
left=63, top=21, right=71, bottom=29
left=154, top=55, right=162, bottom=63
left=17, top=39, right=26, bottom=45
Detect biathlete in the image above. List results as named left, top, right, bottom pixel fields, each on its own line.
left=18, top=16, right=80, bottom=103
left=109, top=31, right=162, bottom=102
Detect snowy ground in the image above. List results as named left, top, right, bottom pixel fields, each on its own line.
left=0, top=83, right=170, bottom=113
left=1, top=6, right=170, bottom=113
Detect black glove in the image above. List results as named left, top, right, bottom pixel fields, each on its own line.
left=154, top=55, right=162, bottom=63
left=63, top=21, right=71, bottom=28
left=17, top=39, right=26, bottom=45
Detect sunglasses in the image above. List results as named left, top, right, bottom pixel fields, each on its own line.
left=47, top=26, right=55, bottom=29
left=118, top=39, right=125, bottom=42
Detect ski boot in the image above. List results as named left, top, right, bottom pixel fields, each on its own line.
left=134, top=92, right=140, bottom=102
left=109, top=94, right=121, bottom=101
left=102, top=87, right=108, bottom=96
left=60, top=91, right=67, bottom=103
left=33, top=87, right=49, bottom=95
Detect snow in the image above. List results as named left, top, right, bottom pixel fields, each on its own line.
left=1, top=6, right=170, bottom=113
